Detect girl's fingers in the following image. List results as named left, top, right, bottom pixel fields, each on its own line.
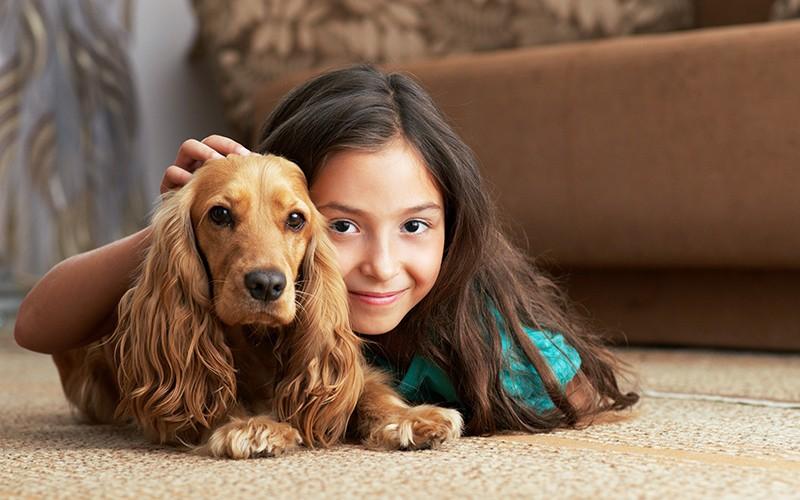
left=201, top=134, right=251, bottom=157
left=165, top=135, right=251, bottom=194
left=160, top=165, right=194, bottom=194
left=174, top=139, right=224, bottom=171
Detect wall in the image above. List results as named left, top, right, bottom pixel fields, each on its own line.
left=129, top=0, right=233, bottom=204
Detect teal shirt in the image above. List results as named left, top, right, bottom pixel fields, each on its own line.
left=367, top=318, right=582, bottom=414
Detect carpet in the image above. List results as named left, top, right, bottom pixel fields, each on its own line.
left=1, top=326, right=798, bottom=499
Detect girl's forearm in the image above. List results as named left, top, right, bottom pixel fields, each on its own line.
left=13, top=226, right=152, bottom=354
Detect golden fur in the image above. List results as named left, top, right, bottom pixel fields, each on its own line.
left=53, top=154, right=461, bottom=458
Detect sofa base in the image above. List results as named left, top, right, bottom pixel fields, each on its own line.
left=562, top=268, right=800, bottom=351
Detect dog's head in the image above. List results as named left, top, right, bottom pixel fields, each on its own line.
left=113, top=153, right=362, bottom=447
left=188, top=154, right=315, bottom=327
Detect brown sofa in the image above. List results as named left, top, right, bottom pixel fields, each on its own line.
left=249, top=2, right=800, bottom=352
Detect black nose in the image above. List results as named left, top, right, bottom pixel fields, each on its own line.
left=244, top=270, right=286, bottom=302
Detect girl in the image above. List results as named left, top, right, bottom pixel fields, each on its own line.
left=14, top=64, right=638, bottom=435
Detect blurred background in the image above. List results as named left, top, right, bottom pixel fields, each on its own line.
left=0, top=0, right=229, bottom=326
left=2, top=0, right=799, bottom=351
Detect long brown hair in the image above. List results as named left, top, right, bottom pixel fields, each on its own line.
left=256, top=64, right=638, bottom=435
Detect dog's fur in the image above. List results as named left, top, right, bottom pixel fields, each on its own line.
left=52, top=154, right=461, bottom=458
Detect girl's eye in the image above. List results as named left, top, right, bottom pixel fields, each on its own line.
left=402, top=220, right=430, bottom=234
left=209, top=206, right=233, bottom=226
left=286, top=212, right=306, bottom=231
left=330, top=220, right=357, bottom=234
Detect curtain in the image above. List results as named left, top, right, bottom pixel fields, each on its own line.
left=0, top=0, right=145, bottom=286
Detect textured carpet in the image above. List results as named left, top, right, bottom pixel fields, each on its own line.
left=1, top=327, right=799, bottom=499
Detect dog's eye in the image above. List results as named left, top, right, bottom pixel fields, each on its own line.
left=209, top=206, right=233, bottom=226
left=286, top=212, right=306, bottom=231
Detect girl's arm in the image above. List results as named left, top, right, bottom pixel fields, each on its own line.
left=13, top=228, right=152, bottom=353
left=13, top=135, right=250, bottom=354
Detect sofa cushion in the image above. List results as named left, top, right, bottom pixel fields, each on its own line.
left=253, top=20, right=800, bottom=271
left=190, top=0, right=693, bottom=138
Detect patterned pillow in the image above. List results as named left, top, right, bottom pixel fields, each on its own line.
left=190, top=0, right=693, bottom=138
left=771, top=0, right=800, bottom=19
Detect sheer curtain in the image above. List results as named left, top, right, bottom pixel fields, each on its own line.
left=0, top=0, right=146, bottom=292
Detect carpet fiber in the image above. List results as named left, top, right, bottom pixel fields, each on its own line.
left=1, top=327, right=798, bottom=499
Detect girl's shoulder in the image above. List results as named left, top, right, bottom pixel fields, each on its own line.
left=491, top=307, right=582, bottom=412
left=366, top=307, right=582, bottom=413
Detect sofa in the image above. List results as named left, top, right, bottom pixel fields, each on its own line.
left=195, top=0, right=800, bottom=351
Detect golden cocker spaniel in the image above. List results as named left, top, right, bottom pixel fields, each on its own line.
left=52, top=154, right=462, bottom=458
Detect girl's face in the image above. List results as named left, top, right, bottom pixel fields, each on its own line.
left=310, top=138, right=445, bottom=335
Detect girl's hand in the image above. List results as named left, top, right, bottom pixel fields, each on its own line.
left=160, top=135, right=251, bottom=194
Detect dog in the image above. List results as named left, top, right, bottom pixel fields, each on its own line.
left=52, top=153, right=462, bottom=458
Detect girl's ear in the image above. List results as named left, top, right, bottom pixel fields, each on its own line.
left=275, top=208, right=365, bottom=447
left=112, top=186, right=236, bottom=445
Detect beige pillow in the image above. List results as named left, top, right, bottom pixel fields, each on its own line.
left=191, top=0, right=693, bottom=138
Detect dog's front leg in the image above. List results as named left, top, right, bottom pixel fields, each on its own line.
left=355, top=368, right=463, bottom=450
left=198, top=411, right=303, bottom=459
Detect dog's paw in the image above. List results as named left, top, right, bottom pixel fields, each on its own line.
left=200, top=416, right=303, bottom=459
left=367, top=405, right=463, bottom=451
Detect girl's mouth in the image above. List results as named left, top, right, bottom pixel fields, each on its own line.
left=349, top=289, right=406, bottom=306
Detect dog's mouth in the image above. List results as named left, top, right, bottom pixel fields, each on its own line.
left=252, top=308, right=294, bottom=327
left=215, top=290, right=296, bottom=328
left=229, top=301, right=294, bottom=326
left=211, top=270, right=297, bottom=327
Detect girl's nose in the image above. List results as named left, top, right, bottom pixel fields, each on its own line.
left=360, top=235, right=400, bottom=282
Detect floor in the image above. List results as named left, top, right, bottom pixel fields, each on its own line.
left=2, top=324, right=799, bottom=499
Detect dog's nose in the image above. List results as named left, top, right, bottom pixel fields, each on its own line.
left=244, top=270, right=286, bottom=302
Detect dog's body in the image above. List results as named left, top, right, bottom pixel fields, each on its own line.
left=53, top=154, right=461, bottom=458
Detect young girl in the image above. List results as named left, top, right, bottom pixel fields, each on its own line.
left=14, top=64, right=638, bottom=435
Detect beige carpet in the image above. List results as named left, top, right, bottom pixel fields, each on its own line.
left=1, top=326, right=799, bottom=499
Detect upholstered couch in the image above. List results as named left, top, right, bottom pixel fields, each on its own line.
left=196, top=0, right=800, bottom=351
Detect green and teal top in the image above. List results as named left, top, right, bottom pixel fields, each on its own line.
left=367, top=311, right=582, bottom=414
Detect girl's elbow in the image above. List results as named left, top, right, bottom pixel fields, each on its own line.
left=13, top=309, right=33, bottom=351
left=14, top=302, right=33, bottom=350
left=13, top=300, right=47, bottom=354
left=13, top=260, right=65, bottom=353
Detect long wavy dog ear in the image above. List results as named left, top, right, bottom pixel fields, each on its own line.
left=275, top=205, right=365, bottom=447
left=113, top=183, right=236, bottom=445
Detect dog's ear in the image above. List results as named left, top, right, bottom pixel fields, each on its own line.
left=112, top=183, right=236, bottom=445
left=275, top=206, right=365, bottom=447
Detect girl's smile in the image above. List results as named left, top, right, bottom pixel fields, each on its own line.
left=311, top=137, right=445, bottom=335
left=349, top=289, right=408, bottom=306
